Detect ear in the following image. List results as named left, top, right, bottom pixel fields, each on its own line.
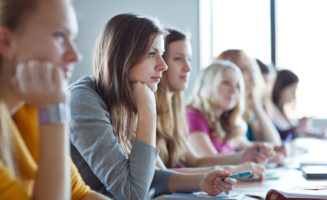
left=0, top=26, right=14, bottom=59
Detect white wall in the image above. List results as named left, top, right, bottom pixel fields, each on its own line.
left=72, top=0, right=200, bottom=98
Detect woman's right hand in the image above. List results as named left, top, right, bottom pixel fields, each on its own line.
left=13, top=61, right=67, bottom=108
left=132, top=81, right=156, bottom=118
left=200, top=170, right=236, bottom=196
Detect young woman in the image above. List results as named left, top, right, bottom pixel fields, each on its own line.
left=216, top=49, right=282, bottom=144
left=0, top=0, right=109, bottom=199
left=69, top=14, right=236, bottom=200
left=269, top=69, right=326, bottom=139
left=155, top=29, right=267, bottom=179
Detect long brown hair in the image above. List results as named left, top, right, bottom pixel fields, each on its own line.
left=188, top=61, right=247, bottom=141
left=93, top=14, right=164, bottom=155
left=156, top=29, right=188, bottom=168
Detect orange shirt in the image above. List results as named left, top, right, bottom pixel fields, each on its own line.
left=0, top=104, right=93, bottom=199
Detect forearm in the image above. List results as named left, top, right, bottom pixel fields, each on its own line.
left=170, top=167, right=213, bottom=174
left=81, top=192, right=111, bottom=200
left=33, top=124, right=70, bottom=200
left=168, top=173, right=202, bottom=193
left=192, top=153, right=243, bottom=167
left=253, top=104, right=281, bottom=144
left=135, top=113, right=156, bottom=147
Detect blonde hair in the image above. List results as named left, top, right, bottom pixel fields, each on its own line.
left=0, top=102, right=16, bottom=177
left=155, top=28, right=188, bottom=168
left=0, top=0, right=43, bottom=179
left=156, top=74, right=187, bottom=168
left=188, top=60, right=247, bottom=141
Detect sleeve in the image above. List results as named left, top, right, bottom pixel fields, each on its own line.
left=69, top=82, right=160, bottom=200
left=150, top=168, right=175, bottom=198
left=70, top=160, right=93, bottom=200
left=186, top=108, right=211, bottom=135
left=0, top=161, right=30, bottom=200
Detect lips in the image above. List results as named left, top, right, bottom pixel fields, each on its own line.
left=151, top=76, right=161, bottom=83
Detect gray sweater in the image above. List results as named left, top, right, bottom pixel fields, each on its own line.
left=69, top=76, right=173, bottom=200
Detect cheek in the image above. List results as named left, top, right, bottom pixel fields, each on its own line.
left=17, top=41, right=63, bottom=63
left=218, top=85, right=227, bottom=95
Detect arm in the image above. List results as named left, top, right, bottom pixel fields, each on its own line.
left=14, top=62, right=70, bottom=200
left=186, top=132, right=218, bottom=156
left=81, top=192, right=112, bottom=200
left=69, top=78, right=159, bottom=200
left=168, top=170, right=236, bottom=196
left=250, top=100, right=281, bottom=144
left=33, top=123, right=70, bottom=200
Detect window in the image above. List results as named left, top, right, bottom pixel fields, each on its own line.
left=212, top=0, right=271, bottom=64
left=277, top=0, right=327, bottom=118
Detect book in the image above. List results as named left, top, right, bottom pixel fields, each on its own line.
left=154, top=191, right=245, bottom=200
left=265, top=186, right=327, bottom=200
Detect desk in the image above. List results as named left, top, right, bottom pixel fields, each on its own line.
left=234, top=137, right=327, bottom=199
left=156, top=138, right=327, bottom=199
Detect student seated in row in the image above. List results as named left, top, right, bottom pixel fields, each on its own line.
left=0, top=0, right=110, bottom=199
left=155, top=28, right=268, bottom=179
left=269, top=69, right=326, bottom=139
left=69, top=14, right=236, bottom=199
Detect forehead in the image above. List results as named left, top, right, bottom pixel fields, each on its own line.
left=222, top=67, right=237, bottom=78
left=151, top=34, right=164, bottom=51
left=19, top=0, right=77, bottom=34
left=167, top=40, right=191, bottom=54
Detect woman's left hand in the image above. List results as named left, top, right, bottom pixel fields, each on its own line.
left=242, top=143, right=275, bottom=164
left=200, top=170, right=236, bottom=196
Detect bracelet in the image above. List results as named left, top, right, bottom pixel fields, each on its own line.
left=38, top=103, right=68, bottom=124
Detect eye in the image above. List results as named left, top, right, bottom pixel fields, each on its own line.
left=174, top=57, right=182, bottom=61
left=148, top=52, right=155, bottom=57
left=187, top=57, right=192, bottom=62
left=53, top=31, right=65, bottom=42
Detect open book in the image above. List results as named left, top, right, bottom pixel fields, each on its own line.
left=266, top=186, right=327, bottom=200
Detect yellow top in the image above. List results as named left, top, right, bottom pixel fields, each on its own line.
left=0, top=104, right=93, bottom=199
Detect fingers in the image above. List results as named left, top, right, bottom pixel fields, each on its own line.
left=274, top=145, right=287, bottom=156
left=213, top=170, right=231, bottom=178
left=213, top=177, right=236, bottom=195
left=253, top=143, right=275, bottom=163
left=14, top=60, right=67, bottom=108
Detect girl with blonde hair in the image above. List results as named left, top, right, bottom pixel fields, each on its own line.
left=0, top=0, right=109, bottom=199
left=155, top=29, right=270, bottom=180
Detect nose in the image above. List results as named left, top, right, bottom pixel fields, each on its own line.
left=155, top=55, right=168, bottom=72
left=183, top=60, right=191, bottom=72
left=229, top=85, right=237, bottom=94
left=64, top=41, right=82, bottom=64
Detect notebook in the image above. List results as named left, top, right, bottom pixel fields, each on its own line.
left=265, top=186, right=327, bottom=200
left=154, top=191, right=244, bottom=200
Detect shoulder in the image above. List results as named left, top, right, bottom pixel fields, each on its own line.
left=69, top=76, right=98, bottom=98
left=186, top=107, right=206, bottom=120
left=69, top=76, right=107, bottom=110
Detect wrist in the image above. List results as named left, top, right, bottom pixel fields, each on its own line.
left=38, top=103, right=68, bottom=124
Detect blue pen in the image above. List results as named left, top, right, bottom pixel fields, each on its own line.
left=221, top=171, right=252, bottom=181
left=282, top=132, right=293, bottom=147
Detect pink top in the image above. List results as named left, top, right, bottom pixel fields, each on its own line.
left=186, top=107, right=235, bottom=153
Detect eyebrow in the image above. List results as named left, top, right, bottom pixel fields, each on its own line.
left=152, top=47, right=165, bottom=55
